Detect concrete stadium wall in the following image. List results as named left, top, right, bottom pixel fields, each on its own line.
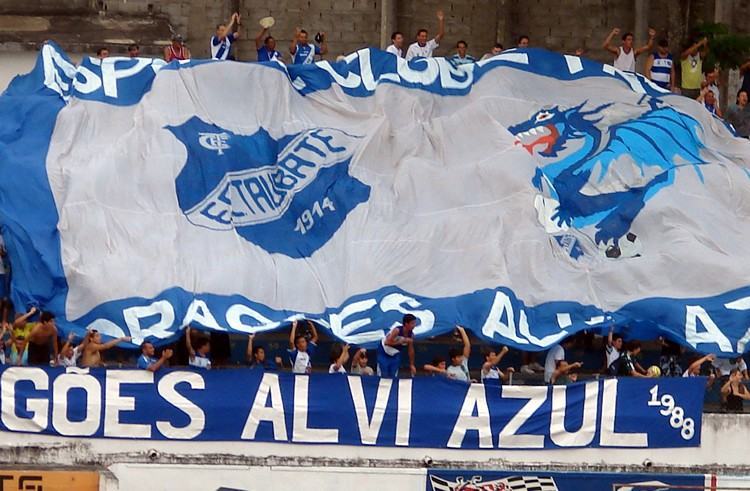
left=1, top=414, right=750, bottom=481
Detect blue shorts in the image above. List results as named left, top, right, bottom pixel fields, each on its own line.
left=377, top=348, right=401, bottom=378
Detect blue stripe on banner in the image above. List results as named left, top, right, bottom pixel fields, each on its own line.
left=0, top=366, right=704, bottom=447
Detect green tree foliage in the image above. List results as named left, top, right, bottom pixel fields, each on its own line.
left=693, top=22, right=750, bottom=70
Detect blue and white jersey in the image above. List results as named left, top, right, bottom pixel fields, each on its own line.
left=293, top=43, right=321, bottom=65
left=650, top=52, right=673, bottom=89
left=210, top=35, right=234, bottom=61
left=257, top=46, right=282, bottom=62
left=190, top=352, right=211, bottom=369
left=288, top=342, right=317, bottom=373
left=448, top=54, right=477, bottom=66
left=379, top=325, right=412, bottom=358
left=137, top=354, right=157, bottom=370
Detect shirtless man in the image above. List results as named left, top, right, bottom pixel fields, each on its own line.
left=80, top=329, right=131, bottom=367
left=18, top=311, right=58, bottom=366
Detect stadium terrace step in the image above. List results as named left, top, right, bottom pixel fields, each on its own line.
left=0, top=13, right=173, bottom=55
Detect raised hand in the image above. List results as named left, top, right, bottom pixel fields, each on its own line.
left=436, top=9, right=445, bottom=21
left=611, top=27, right=620, bottom=36
left=648, top=27, right=656, bottom=38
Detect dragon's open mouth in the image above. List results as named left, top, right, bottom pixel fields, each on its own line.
left=514, top=124, right=559, bottom=155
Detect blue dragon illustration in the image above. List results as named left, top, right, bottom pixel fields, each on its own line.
left=509, top=101, right=707, bottom=257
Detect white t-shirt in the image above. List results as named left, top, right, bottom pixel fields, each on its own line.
left=386, top=44, right=402, bottom=57
left=446, top=358, right=469, bottom=382
left=605, top=345, right=621, bottom=368
left=481, top=365, right=501, bottom=381
left=329, top=363, right=346, bottom=374
left=613, top=46, right=636, bottom=72
left=57, top=345, right=82, bottom=367
left=189, top=353, right=212, bottom=370
left=405, top=39, right=439, bottom=61
left=544, top=345, right=565, bottom=383
left=713, top=357, right=747, bottom=376
left=351, top=363, right=374, bottom=376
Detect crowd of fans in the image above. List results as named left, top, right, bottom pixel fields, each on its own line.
left=86, top=9, right=750, bottom=138
left=0, top=296, right=748, bottom=411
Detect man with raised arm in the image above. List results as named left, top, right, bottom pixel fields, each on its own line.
left=405, top=10, right=445, bottom=61
left=445, top=326, right=472, bottom=383
left=680, top=37, right=709, bottom=99
left=185, top=326, right=212, bottom=370
left=18, top=311, right=58, bottom=366
left=290, top=28, right=327, bottom=65
left=255, top=25, right=282, bottom=62
left=602, top=27, right=656, bottom=72
left=377, top=314, right=417, bottom=378
left=80, top=329, right=131, bottom=367
left=210, top=12, right=241, bottom=60
left=287, top=319, right=318, bottom=374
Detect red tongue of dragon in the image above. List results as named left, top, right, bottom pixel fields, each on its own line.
left=515, top=124, right=560, bottom=155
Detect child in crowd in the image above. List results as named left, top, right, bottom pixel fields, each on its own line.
left=480, top=345, right=513, bottom=383
left=288, top=319, right=318, bottom=374
left=423, top=326, right=472, bottom=383
left=329, top=343, right=350, bottom=374
left=185, top=326, right=211, bottom=370
left=246, top=333, right=282, bottom=371
left=446, top=326, right=471, bottom=383
left=423, top=356, right=448, bottom=377
left=57, top=332, right=86, bottom=367
left=350, top=348, right=374, bottom=375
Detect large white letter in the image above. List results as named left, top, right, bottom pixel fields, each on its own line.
left=292, top=376, right=339, bottom=443
left=498, top=386, right=547, bottom=448
left=52, top=372, right=101, bottom=436
left=347, top=376, right=392, bottom=445
left=380, top=293, right=435, bottom=336
left=156, top=371, right=206, bottom=439
left=549, top=382, right=598, bottom=447
left=104, top=370, right=152, bottom=438
left=226, top=304, right=280, bottom=334
left=685, top=305, right=733, bottom=353
left=1, top=367, right=49, bottom=432
left=395, top=379, right=412, bottom=446
left=182, top=299, right=223, bottom=331
left=241, top=373, right=287, bottom=440
left=124, top=300, right=175, bottom=345
left=599, top=379, right=648, bottom=447
left=481, top=292, right=530, bottom=345
left=329, top=299, right=379, bottom=344
left=447, top=384, right=493, bottom=448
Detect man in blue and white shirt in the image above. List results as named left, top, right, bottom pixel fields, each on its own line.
left=210, top=12, right=241, bottom=61
left=137, top=342, right=173, bottom=372
left=255, top=26, right=282, bottom=62
left=645, top=39, right=675, bottom=91
left=448, top=40, right=476, bottom=66
left=287, top=319, right=319, bottom=374
left=290, top=28, right=327, bottom=65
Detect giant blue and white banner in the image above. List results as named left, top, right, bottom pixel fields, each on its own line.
left=0, top=366, right=704, bottom=447
left=1, top=42, right=750, bottom=353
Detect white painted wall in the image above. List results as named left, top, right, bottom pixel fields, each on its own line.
left=0, top=414, right=748, bottom=472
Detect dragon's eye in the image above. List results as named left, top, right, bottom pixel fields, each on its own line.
left=535, top=111, right=553, bottom=123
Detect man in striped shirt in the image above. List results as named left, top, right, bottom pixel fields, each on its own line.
left=645, top=39, right=675, bottom=92
left=211, top=12, right=241, bottom=61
